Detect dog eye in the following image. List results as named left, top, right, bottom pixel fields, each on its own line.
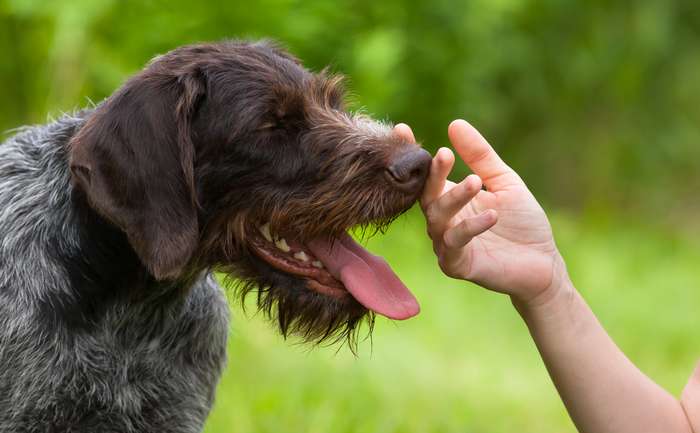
left=258, top=121, right=278, bottom=131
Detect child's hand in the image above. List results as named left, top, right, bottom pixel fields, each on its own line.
left=396, top=120, right=567, bottom=305
left=397, top=121, right=698, bottom=433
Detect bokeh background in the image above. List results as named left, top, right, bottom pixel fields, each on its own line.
left=2, top=0, right=699, bottom=432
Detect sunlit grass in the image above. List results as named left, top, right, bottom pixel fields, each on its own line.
left=204, top=207, right=700, bottom=433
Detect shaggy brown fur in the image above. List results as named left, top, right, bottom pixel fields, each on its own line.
left=69, top=39, right=431, bottom=348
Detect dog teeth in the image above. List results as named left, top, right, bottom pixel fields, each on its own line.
left=293, top=251, right=309, bottom=262
left=312, top=260, right=324, bottom=269
left=259, top=223, right=272, bottom=242
left=275, top=237, right=291, bottom=252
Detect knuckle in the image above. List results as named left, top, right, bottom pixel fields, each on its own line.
left=442, top=231, right=455, bottom=249
left=441, top=232, right=455, bottom=249
left=433, top=242, right=444, bottom=255
left=419, top=197, right=432, bottom=212
left=426, top=227, right=441, bottom=243
left=442, top=190, right=459, bottom=208
left=424, top=206, right=440, bottom=226
left=459, top=218, right=473, bottom=234
left=438, top=260, right=459, bottom=280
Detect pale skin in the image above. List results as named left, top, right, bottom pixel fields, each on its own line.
left=393, top=119, right=700, bottom=433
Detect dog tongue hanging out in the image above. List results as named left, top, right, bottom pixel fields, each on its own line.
left=253, top=228, right=421, bottom=321
left=308, top=234, right=420, bottom=320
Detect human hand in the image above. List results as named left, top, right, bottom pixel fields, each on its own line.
left=396, top=122, right=694, bottom=433
left=395, top=120, right=568, bottom=305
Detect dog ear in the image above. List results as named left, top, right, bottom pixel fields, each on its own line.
left=69, top=68, right=205, bottom=280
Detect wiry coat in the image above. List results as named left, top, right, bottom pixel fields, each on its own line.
left=0, top=39, right=429, bottom=432
left=0, top=114, right=229, bottom=432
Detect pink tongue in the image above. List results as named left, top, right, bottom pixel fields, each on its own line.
left=308, top=234, right=420, bottom=320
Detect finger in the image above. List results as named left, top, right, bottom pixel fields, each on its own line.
left=420, top=147, right=454, bottom=209
left=394, top=123, right=416, bottom=142
left=448, top=119, right=523, bottom=190
left=443, top=209, right=498, bottom=249
left=427, top=174, right=482, bottom=231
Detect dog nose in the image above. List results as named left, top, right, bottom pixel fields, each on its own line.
left=385, top=148, right=432, bottom=194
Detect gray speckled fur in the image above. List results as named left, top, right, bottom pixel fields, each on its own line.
left=0, top=113, right=230, bottom=432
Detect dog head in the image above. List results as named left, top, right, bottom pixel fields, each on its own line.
left=69, top=40, right=431, bottom=345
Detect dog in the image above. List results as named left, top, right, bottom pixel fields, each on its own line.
left=0, top=40, right=431, bottom=432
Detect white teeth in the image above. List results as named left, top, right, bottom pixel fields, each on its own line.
left=312, top=260, right=324, bottom=269
left=275, top=238, right=291, bottom=252
left=293, top=251, right=309, bottom=262
left=259, top=223, right=272, bottom=242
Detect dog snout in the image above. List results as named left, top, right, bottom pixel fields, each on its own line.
left=385, top=148, right=432, bottom=194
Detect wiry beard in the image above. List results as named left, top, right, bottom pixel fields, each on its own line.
left=196, top=173, right=415, bottom=351
left=219, top=257, right=376, bottom=353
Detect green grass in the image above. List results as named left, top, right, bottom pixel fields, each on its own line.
left=203, top=207, right=700, bottom=433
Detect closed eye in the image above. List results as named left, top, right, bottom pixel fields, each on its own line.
left=258, top=121, right=278, bottom=131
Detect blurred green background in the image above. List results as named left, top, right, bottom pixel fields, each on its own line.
left=1, top=0, right=699, bottom=432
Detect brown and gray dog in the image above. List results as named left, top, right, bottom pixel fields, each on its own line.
left=0, top=40, right=430, bottom=432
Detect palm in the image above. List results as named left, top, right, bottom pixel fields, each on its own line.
left=438, top=180, right=557, bottom=298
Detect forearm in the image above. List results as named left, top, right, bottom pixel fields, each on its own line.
left=514, top=280, right=693, bottom=433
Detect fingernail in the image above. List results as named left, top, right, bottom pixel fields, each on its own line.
left=437, top=147, right=452, bottom=160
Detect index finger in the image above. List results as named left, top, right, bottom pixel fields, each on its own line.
left=420, top=147, right=455, bottom=209
left=448, top=119, right=523, bottom=190
left=394, top=123, right=456, bottom=208
left=394, top=123, right=416, bottom=142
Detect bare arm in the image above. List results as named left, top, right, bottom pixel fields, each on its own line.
left=396, top=120, right=700, bottom=433
left=517, top=280, right=695, bottom=433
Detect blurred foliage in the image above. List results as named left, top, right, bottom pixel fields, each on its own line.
left=1, top=0, right=699, bottom=221
left=2, top=2, right=700, bottom=432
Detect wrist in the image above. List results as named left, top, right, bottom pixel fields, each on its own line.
left=511, top=253, right=576, bottom=319
left=512, top=278, right=576, bottom=323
